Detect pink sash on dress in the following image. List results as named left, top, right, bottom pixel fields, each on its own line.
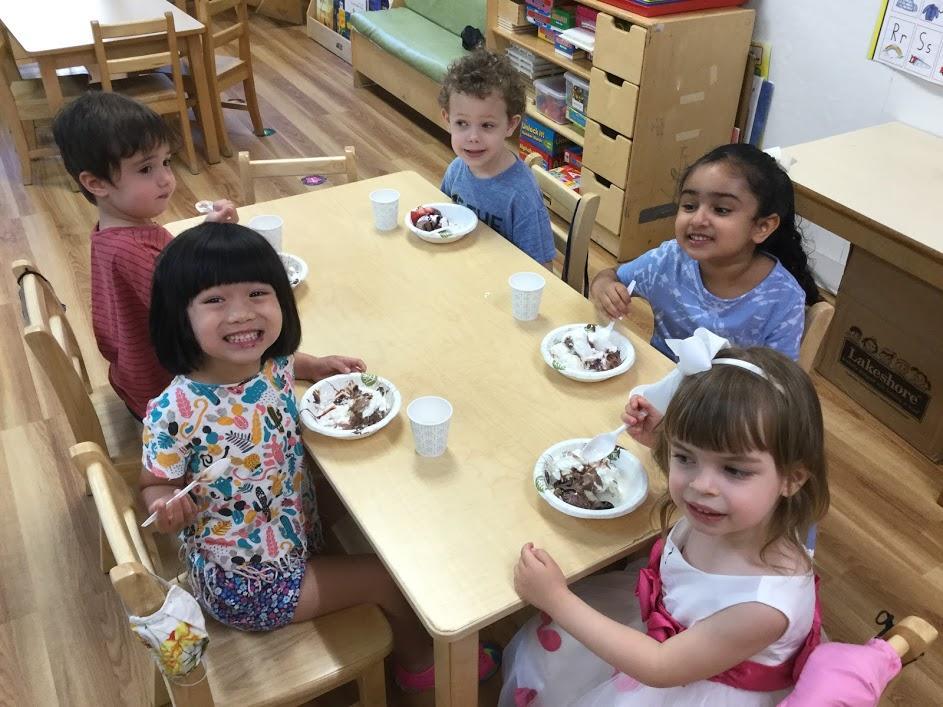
left=635, top=538, right=822, bottom=692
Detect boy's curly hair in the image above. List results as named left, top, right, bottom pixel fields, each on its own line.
left=438, top=49, right=526, bottom=118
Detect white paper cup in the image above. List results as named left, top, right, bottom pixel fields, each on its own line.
left=407, top=396, right=453, bottom=457
left=370, top=189, right=400, bottom=231
left=508, top=272, right=546, bottom=321
left=248, top=214, right=283, bottom=252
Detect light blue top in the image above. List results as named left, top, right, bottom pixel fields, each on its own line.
left=616, top=239, right=805, bottom=361
left=441, top=157, right=556, bottom=265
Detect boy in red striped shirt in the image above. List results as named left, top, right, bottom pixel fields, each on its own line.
left=53, top=93, right=237, bottom=419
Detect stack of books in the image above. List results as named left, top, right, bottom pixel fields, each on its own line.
left=507, top=45, right=563, bottom=79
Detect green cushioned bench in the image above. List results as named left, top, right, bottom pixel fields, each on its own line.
left=349, top=0, right=485, bottom=128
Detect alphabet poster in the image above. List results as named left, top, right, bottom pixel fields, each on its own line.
left=870, top=0, right=943, bottom=85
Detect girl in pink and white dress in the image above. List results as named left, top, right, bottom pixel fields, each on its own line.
left=500, top=347, right=830, bottom=706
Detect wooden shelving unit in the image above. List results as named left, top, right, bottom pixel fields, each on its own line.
left=493, top=25, right=592, bottom=80
left=488, top=0, right=755, bottom=261
left=525, top=97, right=584, bottom=146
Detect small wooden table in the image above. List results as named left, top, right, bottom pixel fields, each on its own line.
left=168, top=171, right=671, bottom=706
left=0, top=0, right=220, bottom=164
left=784, top=122, right=943, bottom=290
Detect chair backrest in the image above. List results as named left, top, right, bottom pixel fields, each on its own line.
left=237, top=147, right=359, bottom=204
left=72, top=441, right=157, bottom=574
left=798, top=300, right=835, bottom=373
left=76, top=440, right=214, bottom=705
left=194, top=0, right=252, bottom=64
left=0, top=27, right=20, bottom=85
left=91, top=12, right=185, bottom=95
left=524, top=152, right=599, bottom=295
left=12, top=260, right=109, bottom=450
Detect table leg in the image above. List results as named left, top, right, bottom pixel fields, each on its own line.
left=184, top=34, right=220, bottom=164
left=38, top=57, right=64, bottom=112
left=434, top=632, right=478, bottom=707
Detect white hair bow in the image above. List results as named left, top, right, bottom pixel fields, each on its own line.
left=629, top=328, right=781, bottom=415
left=629, top=328, right=729, bottom=415
left=763, top=146, right=798, bottom=173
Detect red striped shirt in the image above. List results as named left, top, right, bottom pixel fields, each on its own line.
left=90, top=224, right=173, bottom=419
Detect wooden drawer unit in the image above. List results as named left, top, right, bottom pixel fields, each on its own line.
left=587, top=68, right=639, bottom=139
left=581, top=167, right=626, bottom=235
left=592, top=12, right=646, bottom=85
left=583, top=118, right=632, bottom=188
left=488, top=1, right=755, bottom=260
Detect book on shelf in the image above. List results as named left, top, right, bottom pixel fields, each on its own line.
left=497, top=19, right=538, bottom=33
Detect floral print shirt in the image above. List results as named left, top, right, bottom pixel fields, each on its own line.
left=143, top=356, right=316, bottom=570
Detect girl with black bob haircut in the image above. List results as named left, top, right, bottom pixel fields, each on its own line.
left=149, top=221, right=301, bottom=375
left=591, top=143, right=819, bottom=363
left=140, top=223, right=443, bottom=678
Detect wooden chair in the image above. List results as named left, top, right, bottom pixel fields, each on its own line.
left=187, top=0, right=265, bottom=158
left=524, top=152, right=599, bottom=295
left=0, top=29, right=89, bottom=184
left=798, top=300, right=835, bottom=373
left=12, top=260, right=142, bottom=480
left=238, top=146, right=359, bottom=204
left=75, top=441, right=392, bottom=707
left=91, top=12, right=199, bottom=174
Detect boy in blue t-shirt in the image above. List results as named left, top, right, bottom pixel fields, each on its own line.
left=438, top=50, right=555, bottom=267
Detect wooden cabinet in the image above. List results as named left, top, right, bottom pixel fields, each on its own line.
left=487, top=0, right=755, bottom=261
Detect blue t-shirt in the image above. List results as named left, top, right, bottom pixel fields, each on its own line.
left=441, top=157, right=555, bottom=265
left=616, top=239, right=806, bottom=360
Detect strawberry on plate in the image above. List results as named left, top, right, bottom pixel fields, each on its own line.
left=410, top=205, right=440, bottom=225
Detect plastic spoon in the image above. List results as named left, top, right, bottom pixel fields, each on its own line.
left=195, top=200, right=215, bottom=214
left=140, top=457, right=228, bottom=528
left=580, top=424, right=627, bottom=463
left=590, top=280, right=636, bottom=349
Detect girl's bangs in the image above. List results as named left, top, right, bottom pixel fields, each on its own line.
left=664, top=371, right=778, bottom=457
left=184, top=232, right=286, bottom=301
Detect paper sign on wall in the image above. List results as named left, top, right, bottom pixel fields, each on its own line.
left=870, top=0, right=943, bottom=85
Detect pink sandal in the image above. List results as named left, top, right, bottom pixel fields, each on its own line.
left=395, top=642, right=502, bottom=693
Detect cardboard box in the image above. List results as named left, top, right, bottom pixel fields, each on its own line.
left=518, top=137, right=566, bottom=169
left=498, top=0, right=528, bottom=26
left=520, top=115, right=569, bottom=155
left=819, top=248, right=943, bottom=461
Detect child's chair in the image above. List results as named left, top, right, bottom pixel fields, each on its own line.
left=91, top=11, right=199, bottom=174
left=524, top=152, right=599, bottom=296
left=798, top=300, right=835, bottom=373
left=186, top=0, right=265, bottom=157
left=0, top=29, right=89, bottom=184
left=76, top=441, right=393, bottom=707
left=238, top=147, right=359, bottom=204
left=12, top=260, right=142, bottom=478
left=13, top=260, right=154, bottom=574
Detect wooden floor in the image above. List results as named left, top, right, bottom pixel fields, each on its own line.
left=0, top=15, right=940, bottom=707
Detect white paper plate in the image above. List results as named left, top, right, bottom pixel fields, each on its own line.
left=404, top=203, right=478, bottom=243
left=534, top=438, right=648, bottom=519
left=279, top=252, right=308, bottom=288
left=540, top=324, right=635, bottom=382
left=299, top=373, right=401, bottom=438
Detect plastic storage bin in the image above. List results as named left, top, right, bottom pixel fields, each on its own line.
left=565, top=71, right=590, bottom=114
left=534, top=75, right=568, bottom=124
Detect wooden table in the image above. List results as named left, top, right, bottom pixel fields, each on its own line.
left=784, top=122, right=943, bottom=290
left=0, top=0, right=220, bottom=165
left=168, top=171, right=672, bottom=706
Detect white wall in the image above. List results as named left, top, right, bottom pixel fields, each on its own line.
left=745, top=0, right=943, bottom=291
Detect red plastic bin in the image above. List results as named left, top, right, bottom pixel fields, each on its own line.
left=598, top=0, right=744, bottom=18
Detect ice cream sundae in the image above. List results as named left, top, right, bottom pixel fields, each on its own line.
left=549, top=324, right=623, bottom=372
left=410, top=205, right=452, bottom=233
left=307, top=378, right=391, bottom=433
left=541, top=448, right=622, bottom=510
